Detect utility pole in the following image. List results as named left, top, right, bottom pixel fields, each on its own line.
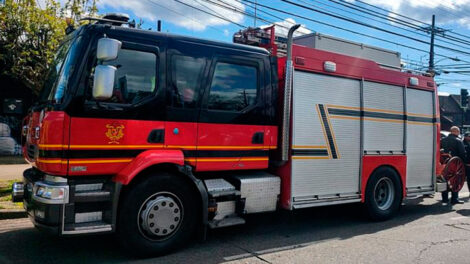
left=254, top=0, right=257, bottom=27
left=428, top=15, right=435, bottom=75
left=425, top=15, right=446, bottom=76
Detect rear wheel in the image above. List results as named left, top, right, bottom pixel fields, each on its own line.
left=364, top=167, right=402, bottom=221
left=117, top=172, right=199, bottom=257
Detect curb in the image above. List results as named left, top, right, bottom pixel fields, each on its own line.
left=0, top=209, right=27, bottom=220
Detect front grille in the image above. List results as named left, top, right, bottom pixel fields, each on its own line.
left=27, top=144, right=36, bottom=160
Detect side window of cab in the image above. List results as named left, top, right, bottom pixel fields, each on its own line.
left=102, top=49, right=157, bottom=104
left=207, top=62, right=258, bottom=111
left=198, top=56, right=265, bottom=125
left=169, top=55, right=206, bottom=109
left=86, top=42, right=159, bottom=106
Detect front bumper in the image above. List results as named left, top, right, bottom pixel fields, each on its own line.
left=20, top=168, right=117, bottom=235
left=22, top=169, right=64, bottom=234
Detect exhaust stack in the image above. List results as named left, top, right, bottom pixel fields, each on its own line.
left=281, top=24, right=301, bottom=162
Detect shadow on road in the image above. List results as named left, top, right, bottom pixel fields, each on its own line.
left=0, top=200, right=455, bottom=264
left=457, top=209, right=470, bottom=216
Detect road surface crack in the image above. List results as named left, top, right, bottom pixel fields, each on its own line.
left=228, top=242, right=273, bottom=264
left=416, top=238, right=470, bottom=264
left=445, top=223, right=470, bottom=232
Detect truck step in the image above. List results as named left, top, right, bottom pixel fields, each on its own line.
left=208, top=216, right=245, bottom=229
left=63, top=221, right=112, bottom=234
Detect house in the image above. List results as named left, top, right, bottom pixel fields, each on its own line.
left=0, top=76, right=34, bottom=141
left=438, top=94, right=469, bottom=131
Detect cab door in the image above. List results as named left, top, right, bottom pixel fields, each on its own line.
left=68, top=39, right=163, bottom=176
left=196, top=55, right=268, bottom=171
left=164, top=44, right=209, bottom=167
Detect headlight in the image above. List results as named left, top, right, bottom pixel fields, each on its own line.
left=37, top=186, right=45, bottom=196
left=33, top=183, right=68, bottom=204
left=37, top=186, right=65, bottom=200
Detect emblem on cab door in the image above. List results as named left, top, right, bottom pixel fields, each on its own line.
left=105, top=123, right=124, bottom=144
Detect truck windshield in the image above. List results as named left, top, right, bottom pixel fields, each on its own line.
left=39, top=36, right=82, bottom=103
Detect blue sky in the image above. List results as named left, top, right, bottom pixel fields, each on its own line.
left=93, top=0, right=470, bottom=95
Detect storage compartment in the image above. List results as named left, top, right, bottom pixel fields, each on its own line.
left=230, top=172, right=280, bottom=213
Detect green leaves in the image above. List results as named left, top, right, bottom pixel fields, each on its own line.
left=0, top=0, right=98, bottom=95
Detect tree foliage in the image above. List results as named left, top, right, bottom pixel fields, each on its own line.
left=0, top=0, right=98, bottom=95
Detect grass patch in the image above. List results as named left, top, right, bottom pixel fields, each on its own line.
left=0, top=180, right=15, bottom=196
left=0, top=180, right=23, bottom=210
left=0, top=156, right=26, bottom=165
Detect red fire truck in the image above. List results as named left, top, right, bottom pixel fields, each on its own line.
left=12, top=14, right=445, bottom=256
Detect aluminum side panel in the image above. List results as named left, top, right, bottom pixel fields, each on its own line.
left=363, top=82, right=404, bottom=111
left=406, top=89, right=434, bottom=189
left=407, top=89, right=434, bottom=115
left=363, top=82, right=404, bottom=152
left=292, top=71, right=361, bottom=198
left=364, top=121, right=404, bottom=152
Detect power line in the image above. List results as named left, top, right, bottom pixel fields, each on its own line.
left=202, top=0, right=293, bottom=32
left=217, top=0, right=286, bottom=30
left=436, top=64, right=470, bottom=67
left=282, top=0, right=470, bottom=58
left=238, top=1, right=429, bottom=51
left=328, top=0, right=426, bottom=32
left=420, top=0, right=459, bottom=18
left=305, top=0, right=425, bottom=36
left=193, top=0, right=230, bottom=24
left=157, top=0, right=470, bottom=65
left=299, top=0, right=470, bottom=52
left=285, top=0, right=432, bottom=43
left=354, top=0, right=429, bottom=26
left=453, top=72, right=470, bottom=76
left=237, top=0, right=295, bottom=28
left=172, top=0, right=246, bottom=28
left=352, top=0, right=470, bottom=43
left=331, top=0, right=470, bottom=48
left=239, top=0, right=470, bottom=64
left=145, top=0, right=226, bottom=33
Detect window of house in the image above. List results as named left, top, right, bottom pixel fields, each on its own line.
left=208, top=62, right=258, bottom=111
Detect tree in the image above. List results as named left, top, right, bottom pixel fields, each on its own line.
left=0, top=0, right=98, bottom=95
left=64, top=0, right=98, bottom=26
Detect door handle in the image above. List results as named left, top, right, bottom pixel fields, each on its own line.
left=252, top=132, right=264, bottom=144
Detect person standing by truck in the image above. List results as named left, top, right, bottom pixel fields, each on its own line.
left=441, top=126, right=465, bottom=204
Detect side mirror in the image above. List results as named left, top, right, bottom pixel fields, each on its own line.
left=97, top=38, right=121, bottom=61
left=93, top=65, right=116, bottom=100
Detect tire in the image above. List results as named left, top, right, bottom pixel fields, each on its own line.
left=117, top=172, right=199, bottom=257
left=364, top=167, right=402, bottom=221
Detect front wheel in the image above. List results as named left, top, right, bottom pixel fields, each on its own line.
left=364, top=167, right=402, bottom=221
left=117, top=172, right=199, bottom=257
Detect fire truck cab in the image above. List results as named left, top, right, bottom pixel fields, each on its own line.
left=12, top=14, right=442, bottom=256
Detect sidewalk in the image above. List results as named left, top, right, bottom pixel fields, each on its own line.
left=0, top=164, right=31, bottom=181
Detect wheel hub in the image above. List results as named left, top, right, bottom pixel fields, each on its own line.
left=374, top=177, right=394, bottom=210
left=140, top=194, right=182, bottom=238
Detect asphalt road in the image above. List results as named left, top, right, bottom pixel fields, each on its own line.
left=1, top=190, right=470, bottom=264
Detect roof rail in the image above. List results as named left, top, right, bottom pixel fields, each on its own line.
left=80, top=13, right=134, bottom=27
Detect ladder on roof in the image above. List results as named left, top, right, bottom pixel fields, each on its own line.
left=233, top=25, right=287, bottom=57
